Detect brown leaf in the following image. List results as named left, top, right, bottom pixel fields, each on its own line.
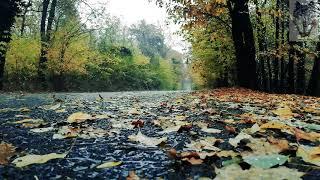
left=127, top=171, right=140, bottom=180
left=131, top=120, right=145, bottom=128
left=225, top=125, right=237, bottom=134
left=267, top=137, right=290, bottom=152
left=0, top=142, right=16, bottom=165
left=182, top=157, right=203, bottom=165
left=295, top=128, right=320, bottom=142
left=167, top=149, right=178, bottom=159
left=178, top=124, right=193, bottom=133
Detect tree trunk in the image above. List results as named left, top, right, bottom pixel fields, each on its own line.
left=20, top=0, right=31, bottom=36
left=38, top=0, right=57, bottom=88
left=307, top=41, right=320, bottom=96
left=273, top=0, right=281, bottom=92
left=255, top=0, right=268, bottom=91
left=38, top=0, right=50, bottom=87
left=279, top=0, right=286, bottom=93
left=287, top=43, right=295, bottom=94
left=296, top=42, right=305, bottom=94
left=227, top=0, right=257, bottom=89
left=0, top=0, right=20, bottom=90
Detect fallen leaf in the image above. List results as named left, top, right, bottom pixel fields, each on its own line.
left=184, top=137, right=221, bottom=151
left=30, top=127, right=55, bottom=133
left=49, top=103, right=61, bottom=110
left=0, top=142, right=16, bottom=165
left=167, top=149, right=178, bottom=159
left=225, top=125, right=237, bottom=134
left=178, top=124, right=193, bottom=133
left=243, top=154, right=288, bottom=169
left=96, top=161, right=122, bottom=169
left=297, top=145, right=320, bottom=166
left=215, top=164, right=304, bottom=180
left=67, top=112, right=93, bottom=123
left=182, top=157, right=203, bottom=165
left=128, top=131, right=167, bottom=147
left=12, top=153, right=67, bottom=168
left=201, top=127, right=222, bottom=134
left=295, top=128, right=320, bottom=142
left=14, top=119, right=46, bottom=128
left=267, top=137, right=289, bottom=152
left=55, top=109, right=67, bottom=113
left=260, top=121, right=294, bottom=134
left=127, top=171, right=140, bottom=180
left=53, top=126, right=79, bottom=139
left=132, top=120, right=145, bottom=128
left=158, top=125, right=181, bottom=134
left=128, top=108, right=140, bottom=115
left=243, top=138, right=283, bottom=155
left=229, top=133, right=253, bottom=147
left=196, top=122, right=222, bottom=134
left=272, top=105, right=294, bottom=119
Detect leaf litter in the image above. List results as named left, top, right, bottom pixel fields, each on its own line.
left=1, top=88, right=320, bottom=178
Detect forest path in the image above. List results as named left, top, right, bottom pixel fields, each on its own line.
left=1, top=89, right=320, bottom=179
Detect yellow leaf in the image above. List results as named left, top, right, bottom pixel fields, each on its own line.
left=96, top=161, right=122, bottom=169
left=12, top=153, right=67, bottom=167
left=297, top=145, right=320, bottom=166
left=128, top=108, right=140, bottom=115
left=67, top=112, right=93, bottom=123
left=260, top=121, right=294, bottom=133
left=272, top=105, right=293, bottom=119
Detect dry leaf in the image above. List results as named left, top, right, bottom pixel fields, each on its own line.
left=215, top=164, right=304, bottom=180
left=295, top=128, right=320, bottom=142
left=67, top=112, right=93, bottom=123
left=297, top=145, right=320, bottom=166
left=14, top=119, right=46, bottom=128
left=184, top=137, right=221, bottom=152
left=127, top=171, right=140, bottom=180
left=96, top=161, right=122, bottom=169
left=0, top=142, right=16, bottom=165
left=267, top=137, right=289, bottom=152
left=128, top=131, right=167, bottom=147
left=272, top=105, right=294, bottom=119
left=229, top=133, right=253, bottom=147
left=225, top=125, right=237, bottom=134
left=128, top=108, right=140, bottom=115
left=260, top=121, right=294, bottom=134
left=182, top=157, right=203, bottom=165
left=12, top=153, right=67, bottom=167
left=30, top=127, right=55, bottom=133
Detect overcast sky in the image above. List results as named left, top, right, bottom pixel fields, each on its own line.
left=86, top=0, right=188, bottom=53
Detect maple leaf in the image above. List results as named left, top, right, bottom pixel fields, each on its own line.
left=132, top=120, right=145, bottom=128
left=0, top=142, right=16, bottom=165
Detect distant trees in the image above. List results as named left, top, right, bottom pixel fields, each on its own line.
left=129, top=20, right=168, bottom=66
left=0, top=0, right=22, bottom=90
left=1, top=0, right=184, bottom=91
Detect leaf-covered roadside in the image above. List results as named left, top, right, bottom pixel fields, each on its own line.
left=1, top=89, right=320, bottom=179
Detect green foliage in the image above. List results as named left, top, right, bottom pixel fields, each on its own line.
left=2, top=2, right=184, bottom=92
left=130, top=20, right=169, bottom=61
left=5, top=35, right=40, bottom=90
